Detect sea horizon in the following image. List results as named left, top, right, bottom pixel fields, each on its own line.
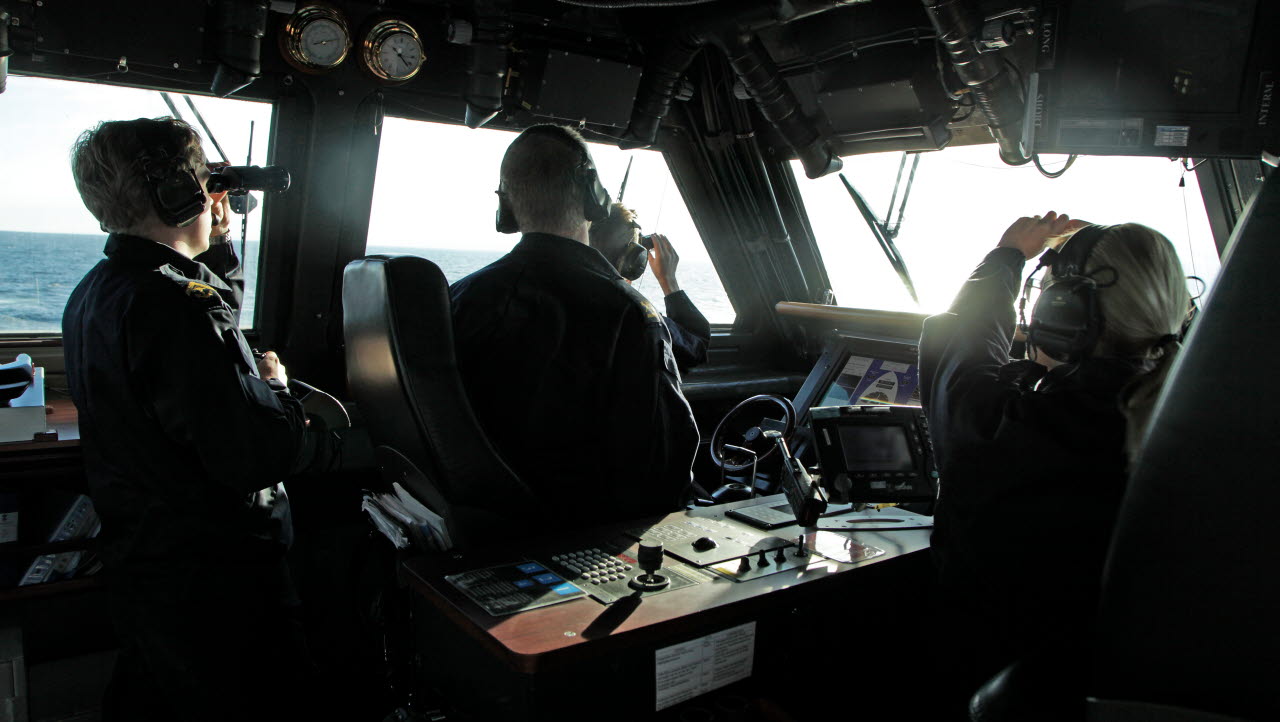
left=0, top=230, right=734, bottom=333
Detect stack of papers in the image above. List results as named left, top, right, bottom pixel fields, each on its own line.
left=361, top=483, right=453, bottom=551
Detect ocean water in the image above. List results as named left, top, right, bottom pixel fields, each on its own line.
left=0, top=231, right=733, bottom=333
left=0, top=231, right=261, bottom=333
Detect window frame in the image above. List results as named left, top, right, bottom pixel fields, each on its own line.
left=0, top=75, right=277, bottom=342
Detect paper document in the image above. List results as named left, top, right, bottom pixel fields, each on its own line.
left=392, top=482, right=453, bottom=550
left=361, top=496, right=410, bottom=549
left=654, top=621, right=756, bottom=711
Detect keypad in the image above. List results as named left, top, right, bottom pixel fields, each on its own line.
left=551, top=549, right=633, bottom=586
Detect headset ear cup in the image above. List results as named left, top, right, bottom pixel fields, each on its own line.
left=617, top=242, right=649, bottom=281
left=1028, top=277, right=1101, bottom=363
left=495, top=194, right=518, bottom=233
left=581, top=167, right=612, bottom=223
left=150, top=166, right=207, bottom=228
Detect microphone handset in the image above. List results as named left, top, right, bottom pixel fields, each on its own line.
left=763, top=429, right=827, bottom=527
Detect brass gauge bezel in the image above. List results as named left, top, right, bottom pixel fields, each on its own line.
left=279, top=4, right=352, bottom=74
left=360, top=19, right=424, bottom=83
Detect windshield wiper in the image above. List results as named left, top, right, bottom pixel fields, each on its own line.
left=837, top=167, right=920, bottom=305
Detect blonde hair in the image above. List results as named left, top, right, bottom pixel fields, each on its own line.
left=1049, top=223, right=1191, bottom=461
left=588, top=202, right=639, bottom=267
left=70, top=118, right=205, bottom=234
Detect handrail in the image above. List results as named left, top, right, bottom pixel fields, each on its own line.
left=774, top=301, right=926, bottom=326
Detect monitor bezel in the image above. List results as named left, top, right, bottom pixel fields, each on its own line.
left=792, top=332, right=922, bottom=428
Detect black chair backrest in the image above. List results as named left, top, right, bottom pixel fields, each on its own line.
left=1090, top=169, right=1280, bottom=720
left=341, top=255, right=535, bottom=545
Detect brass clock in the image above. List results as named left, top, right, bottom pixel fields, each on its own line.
left=360, top=19, right=424, bottom=83
left=279, top=5, right=352, bottom=74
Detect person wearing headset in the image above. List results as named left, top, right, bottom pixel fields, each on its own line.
left=588, top=202, right=711, bottom=373
left=62, top=118, right=328, bottom=720
left=918, top=212, right=1191, bottom=715
left=450, top=125, right=699, bottom=525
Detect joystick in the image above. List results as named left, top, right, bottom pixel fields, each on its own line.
left=629, top=542, right=671, bottom=591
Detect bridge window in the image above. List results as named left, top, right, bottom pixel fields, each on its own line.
left=0, top=75, right=273, bottom=333
left=367, top=117, right=735, bottom=324
left=791, top=147, right=1221, bottom=315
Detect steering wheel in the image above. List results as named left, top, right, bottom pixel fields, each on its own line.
left=709, top=394, right=797, bottom=473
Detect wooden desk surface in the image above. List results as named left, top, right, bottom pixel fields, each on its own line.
left=402, top=498, right=931, bottom=674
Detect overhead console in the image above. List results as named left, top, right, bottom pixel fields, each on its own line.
left=1030, top=0, right=1279, bottom=159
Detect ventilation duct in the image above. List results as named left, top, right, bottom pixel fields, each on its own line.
left=715, top=32, right=841, bottom=179
left=922, top=0, right=1026, bottom=164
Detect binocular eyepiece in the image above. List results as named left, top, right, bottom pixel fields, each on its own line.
left=207, top=165, right=291, bottom=195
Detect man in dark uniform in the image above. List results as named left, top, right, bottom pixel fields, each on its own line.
left=62, top=118, right=324, bottom=720
left=589, top=202, right=711, bottom=373
left=451, top=125, right=699, bottom=524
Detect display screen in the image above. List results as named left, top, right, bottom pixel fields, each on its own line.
left=818, top=355, right=921, bottom=408
left=837, top=425, right=915, bottom=472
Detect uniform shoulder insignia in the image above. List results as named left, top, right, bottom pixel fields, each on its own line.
left=185, top=281, right=218, bottom=299
left=639, top=299, right=663, bottom=323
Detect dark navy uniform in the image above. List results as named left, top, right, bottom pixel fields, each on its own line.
left=451, top=233, right=700, bottom=524
left=919, top=247, right=1141, bottom=707
left=63, top=234, right=318, bottom=720
left=663, top=290, right=711, bottom=373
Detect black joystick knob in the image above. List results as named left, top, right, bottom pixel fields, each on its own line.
left=637, top=542, right=664, bottom=574
left=629, top=542, right=670, bottom=592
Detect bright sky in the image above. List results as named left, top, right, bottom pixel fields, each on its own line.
left=794, top=148, right=1220, bottom=314
left=0, top=75, right=272, bottom=237
left=1, top=74, right=1221, bottom=325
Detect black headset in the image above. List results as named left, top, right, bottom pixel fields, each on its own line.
left=137, top=124, right=207, bottom=229
left=495, top=125, right=612, bottom=234
left=1025, top=224, right=1113, bottom=364
left=615, top=225, right=653, bottom=281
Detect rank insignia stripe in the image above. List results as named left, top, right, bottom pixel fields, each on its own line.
left=185, top=281, right=218, bottom=299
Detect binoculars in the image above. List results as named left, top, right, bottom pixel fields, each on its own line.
left=207, top=165, right=291, bottom=195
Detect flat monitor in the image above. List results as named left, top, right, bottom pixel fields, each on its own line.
left=793, top=334, right=922, bottom=421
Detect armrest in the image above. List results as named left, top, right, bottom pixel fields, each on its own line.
left=970, top=656, right=1086, bottom=722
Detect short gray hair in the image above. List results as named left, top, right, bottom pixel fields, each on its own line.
left=499, top=125, right=588, bottom=233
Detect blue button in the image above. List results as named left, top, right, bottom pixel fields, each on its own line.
left=516, top=562, right=545, bottom=574
left=513, top=579, right=535, bottom=589
left=552, top=583, right=579, bottom=596
left=533, top=573, right=562, bottom=585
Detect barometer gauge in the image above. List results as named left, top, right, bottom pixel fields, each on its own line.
left=361, top=19, right=424, bottom=83
left=280, top=5, right=351, bottom=73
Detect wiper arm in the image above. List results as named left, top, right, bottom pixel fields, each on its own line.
left=160, top=92, right=228, bottom=163
left=838, top=172, right=919, bottom=305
